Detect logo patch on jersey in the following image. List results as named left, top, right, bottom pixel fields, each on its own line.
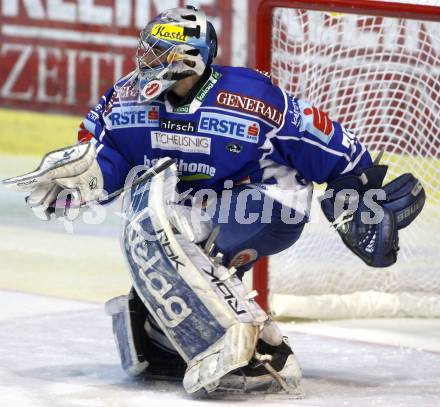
left=110, top=105, right=159, bottom=128
left=195, top=71, right=222, bottom=102
left=226, top=142, right=242, bottom=154
left=160, top=118, right=195, bottom=133
left=144, top=157, right=216, bottom=180
left=216, top=91, right=283, bottom=127
left=289, top=98, right=302, bottom=127
left=340, top=125, right=359, bottom=154
left=173, top=105, right=190, bottom=114
left=151, top=131, right=211, bottom=155
left=298, top=100, right=334, bottom=143
left=198, top=112, right=260, bottom=143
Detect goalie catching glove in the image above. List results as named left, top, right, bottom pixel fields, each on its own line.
left=2, top=143, right=104, bottom=220
left=320, top=165, right=425, bottom=267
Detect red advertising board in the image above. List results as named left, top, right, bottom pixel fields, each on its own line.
left=0, top=0, right=258, bottom=116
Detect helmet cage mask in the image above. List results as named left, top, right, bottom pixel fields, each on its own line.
left=140, top=8, right=216, bottom=102
left=114, top=7, right=217, bottom=107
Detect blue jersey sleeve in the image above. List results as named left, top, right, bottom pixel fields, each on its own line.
left=270, top=96, right=373, bottom=184
left=80, top=88, right=132, bottom=197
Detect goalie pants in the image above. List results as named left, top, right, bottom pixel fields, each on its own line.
left=210, top=186, right=307, bottom=278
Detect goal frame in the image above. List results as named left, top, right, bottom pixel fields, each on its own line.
left=253, top=0, right=440, bottom=313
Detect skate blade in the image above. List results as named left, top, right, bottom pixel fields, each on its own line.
left=139, top=373, right=183, bottom=383
left=195, top=377, right=305, bottom=400
left=199, top=385, right=305, bottom=400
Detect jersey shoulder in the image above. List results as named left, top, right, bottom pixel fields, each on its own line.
left=214, top=65, right=272, bottom=83
left=213, top=65, right=281, bottom=96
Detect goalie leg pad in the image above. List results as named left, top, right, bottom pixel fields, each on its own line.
left=105, top=290, right=149, bottom=377
left=121, top=161, right=268, bottom=394
left=106, top=288, right=188, bottom=380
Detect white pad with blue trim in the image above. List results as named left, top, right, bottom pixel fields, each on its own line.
left=120, top=159, right=268, bottom=394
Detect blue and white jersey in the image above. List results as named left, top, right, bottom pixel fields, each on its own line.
left=80, top=66, right=372, bottom=215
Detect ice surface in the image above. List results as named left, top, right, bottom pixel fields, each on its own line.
left=1, top=290, right=440, bottom=407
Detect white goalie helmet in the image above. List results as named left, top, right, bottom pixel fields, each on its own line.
left=116, top=6, right=217, bottom=104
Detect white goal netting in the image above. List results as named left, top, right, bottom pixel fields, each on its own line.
left=265, top=3, right=440, bottom=319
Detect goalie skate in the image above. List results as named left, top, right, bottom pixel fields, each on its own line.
left=106, top=288, right=303, bottom=397
left=107, top=288, right=303, bottom=395
left=210, top=337, right=304, bottom=398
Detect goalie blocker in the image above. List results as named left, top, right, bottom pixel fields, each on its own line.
left=109, top=159, right=303, bottom=396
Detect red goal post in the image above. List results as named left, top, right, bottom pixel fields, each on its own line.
left=253, top=0, right=440, bottom=318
